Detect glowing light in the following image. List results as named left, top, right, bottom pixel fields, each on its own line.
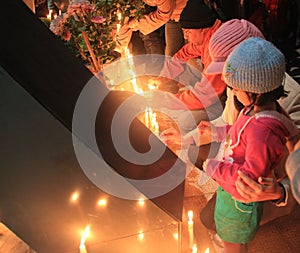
left=46, top=10, right=52, bottom=20
left=192, top=244, right=198, bottom=253
left=173, top=233, right=179, bottom=240
left=148, top=82, right=157, bottom=91
left=117, top=13, right=122, bottom=21
left=79, top=225, right=91, bottom=253
left=70, top=191, right=80, bottom=203
left=143, top=107, right=159, bottom=135
left=187, top=210, right=194, bottom=249
left=138, top=230, right=144, bottom=241
left=187, top=210, right=193, bottom=221
left=204, top=248, right=210, bottom=253
left=97, top=198, right=107, bottom=207
left=138, top=198, right=145, bottom=207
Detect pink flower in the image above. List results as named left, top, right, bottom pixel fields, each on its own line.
left=91, top=16, right=106, bottom=24
left=50, top=14, right=67, bottom=35
left=62, top=30, right=72, bottom=41
left=68, top=0, right=94, bottom=14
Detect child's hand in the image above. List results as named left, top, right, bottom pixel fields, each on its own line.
left=197, top=121, right=215, bottom=145
left=160, top=127, right=182, bottom=146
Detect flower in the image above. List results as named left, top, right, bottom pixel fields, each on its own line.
left=62, top=30, right=72, bottom=41
left=91, top=16, right=106, bottom=24
left=50, top=13, right=68, bottom=35
left=49, top=0, right=146, bottom=71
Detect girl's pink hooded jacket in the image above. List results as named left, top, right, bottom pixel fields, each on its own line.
left=205, top=107, right=299, bottom=200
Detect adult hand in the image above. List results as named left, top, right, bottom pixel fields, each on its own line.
left=128, top=18, right=139, bottom=31
left=155, top=76, right=179, bottom=94
left=235, top=170, right=284, bottom=203
left=116, top=22, right=132, bottom=48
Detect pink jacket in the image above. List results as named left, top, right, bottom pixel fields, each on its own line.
left=161, top=20, right=225, bottom=110
left=205, top=107, right=299, bottom=199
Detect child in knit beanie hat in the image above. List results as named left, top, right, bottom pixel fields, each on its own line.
left=206, top=19, right=265, bottom=126
left=203, top=37, right=299, bottom=252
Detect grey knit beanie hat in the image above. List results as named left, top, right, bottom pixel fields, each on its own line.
left=223, top=37, right=286, bottom=94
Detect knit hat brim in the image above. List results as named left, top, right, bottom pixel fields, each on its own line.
left=205, top=61, right=225, bottom=74
left=179, top=0, right=217, bottom=29
left=223, top=37, right=286, bottom=94
left=180, top=19, right=216, bottom=29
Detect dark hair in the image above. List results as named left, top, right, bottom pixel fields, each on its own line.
left=233, top=95, right=245, bottom=111
left=251, top=86, right=288, bottom=106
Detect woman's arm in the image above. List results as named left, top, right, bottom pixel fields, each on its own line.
left=235, top=170, right=288, bottom=205
left=130, top=0, right=174, bottom=35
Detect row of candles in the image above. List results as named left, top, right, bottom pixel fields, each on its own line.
left=46, top=10, right=62, bottom=21
left=74, top=195, right=209, bottom=253
left=188, top=210, right=209, bottom=253
left=76, top=12, right=207, bottom=253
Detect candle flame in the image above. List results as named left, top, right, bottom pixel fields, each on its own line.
left=117, top=12, right=122, bottom=21
left=79, top=225, right=90, bottom=252
left=138, top=198, right=145, bottom=207
left=192, top=244, right=198, bottom=253
left=138, top=230, right=144, bottom=240
left=47, top=10, right=52, bottom=20
left=173, top=233, right=178, bottom=240
left=97, top=198, right=107, bottom=207
left=188, top=210, right=193, bottom=221
left=148, top=82, right=157, bottom=91
left=70, top=191, right=80, bottom=203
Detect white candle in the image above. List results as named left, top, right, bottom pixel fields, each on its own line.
left=154, top=122, right=159, bottom=136
left=192, top=244, right=198, bottom=253
left=188, top=210, right=194, bottom=249
left=47, top=10, right=53, bottom=21
left=145, top=107, right=149, bottom=128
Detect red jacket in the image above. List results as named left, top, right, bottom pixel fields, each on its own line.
left=160, top=20, right=225, bottom=110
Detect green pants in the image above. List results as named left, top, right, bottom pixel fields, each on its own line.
left=214, top=187, right=263, bottom=244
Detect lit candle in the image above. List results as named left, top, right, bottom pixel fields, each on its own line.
left=154, top=122, right=159, bottom=136
left=79, top=225, right=90, bottom=253
left=138, top=230, right=144, bottom=241
left=70, top=191, right=80, bottom=203
left=138, top=198, right=145, bottom=207
left=151, top=112, right=157, bottom=129
left=173, top=233, right=179, bottom=240
left=192, top=244, right=197, bottom=253
left=47, top=10, right=53, bottom=21
left=188, top=210, right=194, bottom=249
left=97, top=198, right=107, bottom=207
left=145, top=107, right=149, bottom=128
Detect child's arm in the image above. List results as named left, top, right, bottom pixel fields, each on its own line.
left=204, top=129, right=284, bottom=198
